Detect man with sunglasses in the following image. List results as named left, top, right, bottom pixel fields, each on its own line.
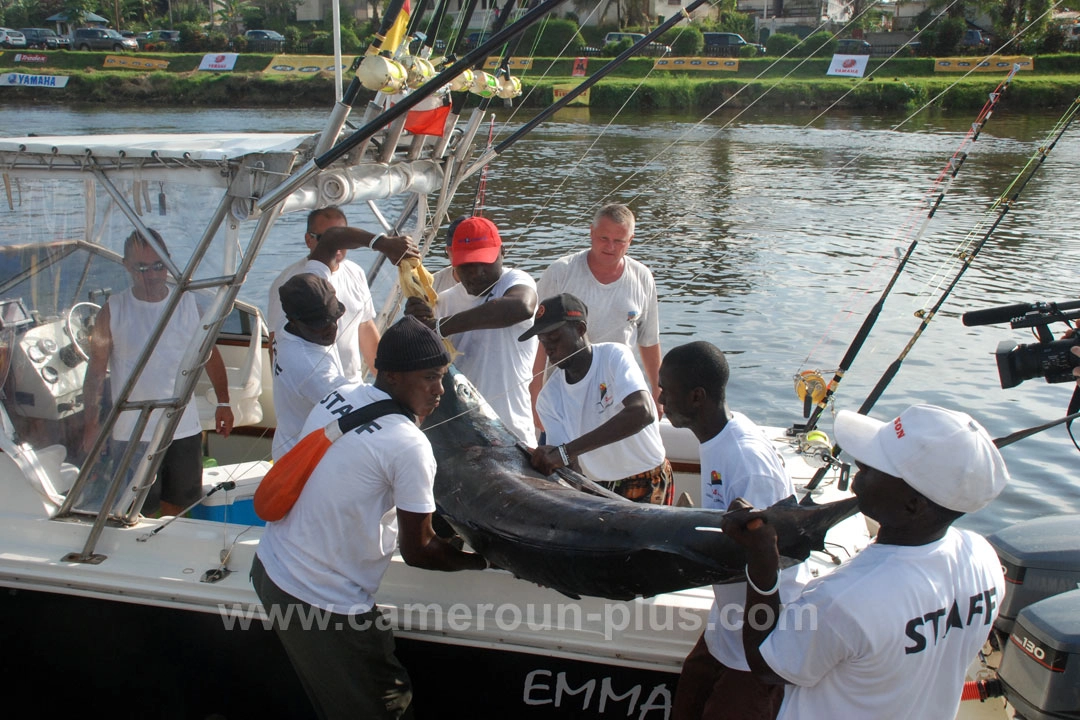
left=270, top=273, right=349, bottom=461
left=267, top=207, right=417, bottom=380
left=82, top=228, right=234, bottom=517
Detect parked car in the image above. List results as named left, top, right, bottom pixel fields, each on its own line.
left=244, top=29, right=286, bottom=52
left=136, top=29, right=180, bottom=50
left=459, top=31, right=490, bottom=51
left=73, top=27, right=139, bottom=51
left=702, top=31, right=764, bottom=57
left=836, top=38, right=872, bottom=55
left=19, top=27, right=69, bottom=50
left=602, top=31, right=671, bottom=57
left=960, top=28, right=991, bottom=50
left=0, top=27, right=28, bottom=49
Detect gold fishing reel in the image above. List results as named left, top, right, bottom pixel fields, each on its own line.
left=794, top=370, right=828, bottom=406
left=356, top=54, right=408, bottom=94
left=400, top=55, right=436, bottom=89
left=496, top=75, right=522, bottom=99
left=797, top=429, right=834, bottom=468
left=448, top=68, right=475, bottom=92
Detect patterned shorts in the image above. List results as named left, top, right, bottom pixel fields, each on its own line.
left=599, top=459, right=674, bottom=505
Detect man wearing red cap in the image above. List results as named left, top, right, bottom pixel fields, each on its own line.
left=405, top=216, right=538, bottom=443
left=721, top=404, right=1009, bottom=720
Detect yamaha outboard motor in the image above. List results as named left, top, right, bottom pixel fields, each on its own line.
left=987, top=516, right=1080, bottom=719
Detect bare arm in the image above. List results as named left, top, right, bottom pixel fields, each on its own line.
left=357, top=319, right=379, bottom=377
left=530, top=390, right=654, bottom=475
left=81, top=303, right=112, bottom=453
left=436, top=285, right=537, bottom=335
left=205, top=347, right=234, bottom=437
left=311, top=227, right=418, bottom=266
left=638, top=342, right=663, bottom=418
left=720, top=502, right=788, bottom=684
left=397, top=509, right=487, bottom=571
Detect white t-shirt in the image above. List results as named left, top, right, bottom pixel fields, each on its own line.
left=536, top=342, right=665, bottom=481
left=267, top=257, right=375, bottom=379
left=270, top=329, right=347, bottom=461
left=437, top=267, right=537, bottom=443
left=761, top=528, right=1005, bottom=720
left=257, top=382, right=436, bottom=613
left=699, top=412, right=811, bottom=671
left=536, top=249, right=660, bottom=348
left=430, top=265, right=457, bottom=295
left=106, top=287, right=202, bottom=442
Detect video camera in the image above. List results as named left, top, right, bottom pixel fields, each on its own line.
left=962, top=299, right=1080, bottom=389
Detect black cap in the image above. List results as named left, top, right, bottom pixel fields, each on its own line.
left=518, top=293, right=588, bottom=341
left=279, top=273, right=344, bottom=326
left=376, top=316, right=451, bottom=372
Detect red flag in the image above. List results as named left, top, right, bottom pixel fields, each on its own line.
left=405, top=103, right=452, bottom=136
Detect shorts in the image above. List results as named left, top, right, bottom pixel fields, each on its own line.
left=598, top=459, right=674, bottom=505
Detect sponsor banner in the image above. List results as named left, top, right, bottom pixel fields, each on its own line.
left=934, top=56, right=1033, bottom=72
left=13, top=53, right=48, bottom=64
left=571, top=57, right=588, bottom=77
left=653, top=57, right=739, bottom=71
left=199, top=53, right=239, bottom=71
left=104, top=55, right=170, bottom=70
left=483, top=56, right=533, bottom=70
left=827, top=54, right=870, bottom=78
left=0, top=72, right=69, bottom=88
left=553, top=83, right=589, bottom=106
left=265, top=55, right=349, bottom=75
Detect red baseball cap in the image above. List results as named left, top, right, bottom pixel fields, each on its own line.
left=451, top=216, right=502, bottom=266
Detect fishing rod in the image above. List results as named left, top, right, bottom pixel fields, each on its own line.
left=803, top=94, right=1080, bottom=493
left=405, top=0, right=432, bottom=41
left=455, top=0, right=708, bottom=184
left=256, top=0, right=568, bottom=213
left=800, top=65, right=1021, bottom=434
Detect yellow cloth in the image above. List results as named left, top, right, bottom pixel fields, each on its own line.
left=397, top=257, right=459, bottom=362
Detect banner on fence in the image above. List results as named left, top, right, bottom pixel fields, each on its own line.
left=265, top=55, right=349, bottom=74
left=105, top=55, right=170, bottom=70
left=653, top=57, right=739, bottom=71
left=934, top=56, right=1033, bottom=72
left=0, top=73, right=69, bottom=87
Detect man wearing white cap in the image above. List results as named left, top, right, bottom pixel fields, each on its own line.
left=721, top=404, right=1009, bottom=720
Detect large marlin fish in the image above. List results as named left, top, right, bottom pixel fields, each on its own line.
left=422, top=367, right=862, bottom=601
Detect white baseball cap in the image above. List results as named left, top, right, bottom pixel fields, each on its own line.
left=833, top=405, right=1009, bottom=514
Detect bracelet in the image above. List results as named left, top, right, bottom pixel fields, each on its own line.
left=217, top=402, right=231, bottom=408
left=371, top=233, right=386, bottom=249
left=557, top=444, right=571, bottom=466
left=434, top=316, right=444, bottom=337
left=745, top=564, right=780, bottom=596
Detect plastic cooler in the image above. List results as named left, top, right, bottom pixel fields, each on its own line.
left=188, top=460, right=271, bottom=526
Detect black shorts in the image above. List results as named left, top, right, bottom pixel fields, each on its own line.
left=144, top=432, right=204, bottom=512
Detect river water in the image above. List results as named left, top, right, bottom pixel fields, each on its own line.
left=2, top=102, right=1077, bottom=536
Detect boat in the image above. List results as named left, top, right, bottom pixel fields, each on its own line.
left=1, top=7, right=1078, bottom=720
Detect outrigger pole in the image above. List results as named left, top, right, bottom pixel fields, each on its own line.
left=457, top=0, right=710, bottom=181
left=256, top=0, right=569, bottom=213
left=803, top=93, right=1080, bottom=493
left=802, top=65, right=1020, bottom=434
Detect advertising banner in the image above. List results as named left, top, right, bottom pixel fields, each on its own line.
left=571, top=57, right=588, bottom=77
left=827, top=54, right=870, bottom=77
left=13, top=53, right=48, bottom=64
left=104, top=55, right=170, bottom=70
left=654, top=57, right=739, bottom=71
left=199, top=53, right=239, bottom=71
left=934, top=56, right=1033, bottom=72
left=264, top=55, right=349, bottom=75
left=553, top=83, right=590, bottom=106
left=0, top=73, right=69, bottom=88
left=482, top=57, right=534, bottom=70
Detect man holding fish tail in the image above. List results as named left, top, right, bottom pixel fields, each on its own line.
left=723, top=404, right=1008, bottom=719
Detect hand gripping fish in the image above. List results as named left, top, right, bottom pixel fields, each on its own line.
left=422, top=367, right=861, bottom=601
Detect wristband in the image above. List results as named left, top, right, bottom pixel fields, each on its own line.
left=371, top=233, right=386, bottom=249
left=216, top=402, right=231, bottom=408
left=434, top=316, right=444, bottom=337
left=745, top=564, right=780, bottom=596
left=557, top=444, right=571, bottom=466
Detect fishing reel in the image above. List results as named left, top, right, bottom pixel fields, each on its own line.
left=794, top=429, right=834, bottom=469
left=794, top=369, right=828, bottom=418
left=356, top=54, right=409, bottom=94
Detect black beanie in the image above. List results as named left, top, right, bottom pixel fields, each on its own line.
left=376, top=316, right=451, bottom=372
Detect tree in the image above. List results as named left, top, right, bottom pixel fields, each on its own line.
left=61, top=0, right=99, bottom=26
left=214, top=0, right=252, bottom=35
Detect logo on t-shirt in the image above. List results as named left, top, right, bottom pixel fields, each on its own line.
left=596, top=382, right=614, bottom=412
left=710, top=470, right=722, bottom=485
left=627, top=309, right=639, bottom=325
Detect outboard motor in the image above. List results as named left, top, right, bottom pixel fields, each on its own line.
left=986, top=516, right=1080, bottom=719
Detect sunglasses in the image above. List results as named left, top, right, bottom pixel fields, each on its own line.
left=133, top=261, right=167, bottom=273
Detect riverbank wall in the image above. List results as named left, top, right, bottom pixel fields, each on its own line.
left=3, top=50, right=1080, bottom=112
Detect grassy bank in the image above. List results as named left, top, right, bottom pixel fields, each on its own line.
left=3, top=49, right=1080, bottom=113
